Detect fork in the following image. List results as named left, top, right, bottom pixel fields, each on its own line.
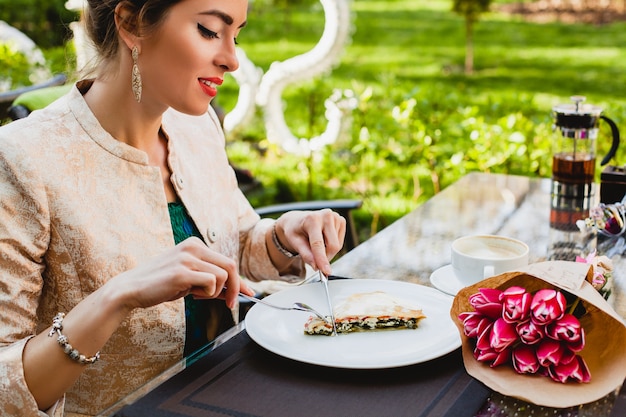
left=239, top=292, right=329, bottom=323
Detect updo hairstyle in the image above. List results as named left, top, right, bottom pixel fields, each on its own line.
left=82, top=0, right=181, bottom=75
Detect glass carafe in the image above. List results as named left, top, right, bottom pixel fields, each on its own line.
left=548, top=96, right=620, bottom=260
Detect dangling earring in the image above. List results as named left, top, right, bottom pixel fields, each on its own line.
left=131, top=46, right=142, bottom=103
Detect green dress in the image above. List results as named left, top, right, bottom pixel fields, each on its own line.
left=168, top=201, right=235, bottom=357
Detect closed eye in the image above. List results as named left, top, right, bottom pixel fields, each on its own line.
left=197, top=23, right=218, bottom=39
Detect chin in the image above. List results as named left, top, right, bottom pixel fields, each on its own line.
left=174, top=103, right=212, bottom=116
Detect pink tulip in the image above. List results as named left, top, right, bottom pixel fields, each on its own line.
left=469, top=288, right=503, bottom=319
left=458, top=311, right=492, bottom=339
left=512, top=346, right=540, bottom=374
left=530, top=289, right=566, bottom=326
left=516, top=319, right=544, bottom=345
left=475, top=320, right=494, bottom=352
left=490, top=318, right=518, bottom=353
left=545, top=313, right=585, bottom=352
left=492, top=348, right=511, bottom=367
left=473, top=346, right=497, bottom=363
left=501, top=286, right=532, bottom=324
left=536, top=339, right=563, bottom=367
left=474, top=345, right=511, bottom=367
left=547, top=355, right=591, bottom=383
left=559, top=346, right=577, bottom=365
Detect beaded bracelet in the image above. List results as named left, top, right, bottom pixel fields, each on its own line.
left=271, top=224, right=298, bottom=258
left=48, top=313, right=100, bottom=365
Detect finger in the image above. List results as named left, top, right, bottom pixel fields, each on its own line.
left=222, top=274, right=241, bottom=309
left=239, top=280, right=255, bottom=297
left=182, top=267, right=221, bottom=296
left=187, top=271, right=240, bottom=309
left=309, top=235, right=330, bottom=273
left=178, top=239, right=239, bottom=301
left=325, top=215, right=346, bottom=256
left=188, top=263, right=228, bottom=298
left=185, top=240, right=240, bottom=290
left=300, top=217, right=332, bottom=273
left=319, top=214, right=347, bottom=275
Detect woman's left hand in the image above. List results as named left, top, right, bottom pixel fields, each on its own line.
left=274, top=209, right=346, bottom=276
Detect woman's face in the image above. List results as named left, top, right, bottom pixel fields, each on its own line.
left=138, top=0, right=247, bottom=115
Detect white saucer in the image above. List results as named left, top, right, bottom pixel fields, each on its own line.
left=429, top=264, right=466, bottom=296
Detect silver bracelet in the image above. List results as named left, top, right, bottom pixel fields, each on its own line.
left=271, top=224, right=298, bottom=258
left=48, top=313, right=100, bottom=365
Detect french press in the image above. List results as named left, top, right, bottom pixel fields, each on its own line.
left=551, top=95, right=620, bottom=195
left=548, top=95, right=620, bottom=260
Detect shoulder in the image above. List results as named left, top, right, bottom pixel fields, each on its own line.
left=0, top=87, right=77, bottom=148
left=0, top=86, right=95, bottom=184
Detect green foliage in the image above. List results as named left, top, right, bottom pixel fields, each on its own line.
left=0, top=38, right=75, bottom=94
left=0, top=0, right=78, bottom=48
left=453, top=0, right=492, bottom=22
left=0, top=0, right=77, bottom=92
left=0, top=43, right=33, bottom=88
left=42, top=43, right=77, bottom=77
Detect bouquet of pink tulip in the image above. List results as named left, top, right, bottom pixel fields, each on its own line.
left=459, top=286, right=590, bottom=383
left=451, top=261, right=626, bottom=408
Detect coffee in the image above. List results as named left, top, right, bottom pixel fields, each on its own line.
left=460, top=244, right=521, bottom=259
left=549, top=153, right=595, bottom=259
left=552, top=152, right=595, bottom=185
left=451, top=235, right=529, bottom=286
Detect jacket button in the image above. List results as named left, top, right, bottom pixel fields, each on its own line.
left=208, top=229, right=217, bottom=243
left=176, top=175, right=184, bottom=188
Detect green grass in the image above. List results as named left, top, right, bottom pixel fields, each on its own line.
left=223, top=0, right=626, bottom=105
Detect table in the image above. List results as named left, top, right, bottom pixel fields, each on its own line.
left=101, top=173, right=625, bottom=417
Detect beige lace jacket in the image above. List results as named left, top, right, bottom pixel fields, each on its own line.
left=0, top=82, right=303, bottom=416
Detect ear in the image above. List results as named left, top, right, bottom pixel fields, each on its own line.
left=115, top=2, right=141, bottom=52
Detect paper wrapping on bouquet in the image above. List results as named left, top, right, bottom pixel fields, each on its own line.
left=450, top=261, right=626, bottom=408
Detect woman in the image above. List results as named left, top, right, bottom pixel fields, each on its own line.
left=0, top=1, right=346, bottom=416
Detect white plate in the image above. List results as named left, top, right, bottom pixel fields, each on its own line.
left=429, top=264, right=467, bottom=296
left=245, top=279, right=461, bottom=369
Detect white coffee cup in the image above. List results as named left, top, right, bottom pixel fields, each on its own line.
left=451, top=235, right=529, bottom=287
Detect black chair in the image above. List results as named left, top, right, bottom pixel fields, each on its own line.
left=0, top=73, right=68, bottom=122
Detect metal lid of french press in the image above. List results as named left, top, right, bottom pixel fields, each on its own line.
left=553, top=96, right=603, bottom=129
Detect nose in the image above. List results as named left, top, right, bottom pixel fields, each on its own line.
left=215, top=40, right=239, bottom=73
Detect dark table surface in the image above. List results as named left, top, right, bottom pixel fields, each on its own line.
left=102, top=173, right=626, bottom=417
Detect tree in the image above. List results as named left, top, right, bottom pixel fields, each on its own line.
left=452, top=0, right=492, bottom=74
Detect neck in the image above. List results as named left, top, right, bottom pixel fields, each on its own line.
left=83, top=77, right=166, bottom=151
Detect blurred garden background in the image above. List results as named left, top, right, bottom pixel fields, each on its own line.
left=1, top=0, right=626, bottom=244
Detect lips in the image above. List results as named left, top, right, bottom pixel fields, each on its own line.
left=199, top=77, right=223, bottom=97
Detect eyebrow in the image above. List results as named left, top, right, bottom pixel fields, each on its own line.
left=200, top=10, right=247, bottom=28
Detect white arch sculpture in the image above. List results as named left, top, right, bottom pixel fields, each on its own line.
left=224, top=0, right=354, bottom=156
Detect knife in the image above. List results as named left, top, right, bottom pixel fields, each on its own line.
left=319, top=270, right=338, bottom=336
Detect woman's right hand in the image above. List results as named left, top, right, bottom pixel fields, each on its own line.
left=24, top=236, right=253, bottom=411
left=108, top=237, right=253, bottom=311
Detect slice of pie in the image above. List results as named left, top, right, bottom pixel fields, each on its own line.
left=304, top=291, right=426, bottom=336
